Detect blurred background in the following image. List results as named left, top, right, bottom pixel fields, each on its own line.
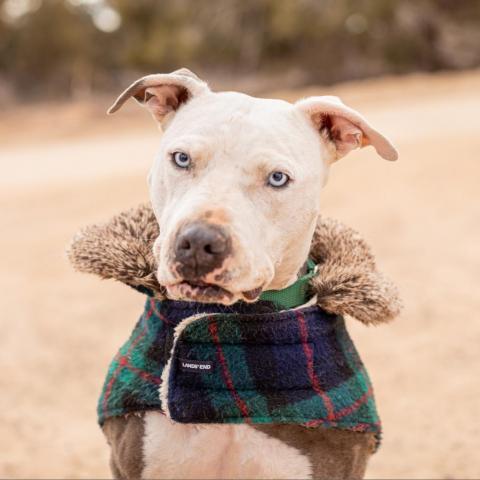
left=2, top=0, right=480, bottom=101
left=1, top=0, right=479, bottom=478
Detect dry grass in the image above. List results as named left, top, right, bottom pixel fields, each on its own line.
left=1, top=70, right=479, bottom=478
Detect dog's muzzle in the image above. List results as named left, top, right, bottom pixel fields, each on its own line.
left=173, top=221, right=231, bottom=280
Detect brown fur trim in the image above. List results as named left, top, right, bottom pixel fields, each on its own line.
left=67, top=204, right=166, bottom=299
left=67, top=204, right=401, bottom=324
left=310, top=218, right=402, bottom=324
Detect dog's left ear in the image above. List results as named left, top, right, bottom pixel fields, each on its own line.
left=107, top=68, right=210, bottom=125
left=295, top=96, right=398, bottom=162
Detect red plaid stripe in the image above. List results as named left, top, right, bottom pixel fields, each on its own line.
left=101, top=304, right=155, bottom=417
left=208, top=318, right=251, bottom=423
left=350, top=421, right=381, bottom=432
left=304, top=386, right=374, bottom=427
left=149, top=297, right=174, bottom=325
left=118, top=356, right=162, bottom=385
left=296, top=311, right=336, bottom=421
left=332, top=385, right=373, bottom=420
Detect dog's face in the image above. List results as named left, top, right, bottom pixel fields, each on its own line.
left=149, top=93, right=327, bottom=303
left=109, top=69, right=397, bottom=304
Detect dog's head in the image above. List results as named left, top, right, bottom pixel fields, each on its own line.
left=109, top=69, right=397, bottom=304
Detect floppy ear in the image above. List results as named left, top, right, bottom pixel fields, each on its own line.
left=107, top=68, right=210, bottom=124
left=295, top=95, right=398, bottom=162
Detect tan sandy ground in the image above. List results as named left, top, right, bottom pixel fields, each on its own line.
left=1, top=70, right=479, bottom=478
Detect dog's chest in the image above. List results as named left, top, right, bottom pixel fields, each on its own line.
left=141, top=411, right=313, bottom=479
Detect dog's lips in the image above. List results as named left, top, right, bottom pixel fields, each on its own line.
left=167, top=281, right=234, bottom=303
left=241, top=286, right=263, bottom=302
left=166, top=280, right=264, bottom=304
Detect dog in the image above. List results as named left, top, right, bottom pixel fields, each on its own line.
left=77, top=68, right=399, bottom=479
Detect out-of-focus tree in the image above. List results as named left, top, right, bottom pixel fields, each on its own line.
left=1, top=0, right=479, bottom=101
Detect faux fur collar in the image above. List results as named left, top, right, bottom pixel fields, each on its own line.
left=67, top=204, right=401, bottom=325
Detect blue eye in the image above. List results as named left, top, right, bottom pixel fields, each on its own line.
left=268, top=171, right=290, bottom=188
left=172, top=151, right=191, bottom=169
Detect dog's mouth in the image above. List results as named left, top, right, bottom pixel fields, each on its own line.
left=166, top=280, right=263, bottom=304
left=167, top=280, right=234, bottom=303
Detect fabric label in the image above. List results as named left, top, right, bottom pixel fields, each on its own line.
left=179, top=358, right=214, bottom=373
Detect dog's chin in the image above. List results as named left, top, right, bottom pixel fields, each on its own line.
left=166, top=281, right=264, bottom=305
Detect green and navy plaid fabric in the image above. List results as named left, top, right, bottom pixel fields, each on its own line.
left=98, top=297, right=381, bottom=443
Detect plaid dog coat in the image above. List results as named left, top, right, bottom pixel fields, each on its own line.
left=69, top=204, right=402, bottom=460
left=98, top=297, right=381, bottom=444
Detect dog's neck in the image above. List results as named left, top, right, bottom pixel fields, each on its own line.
left=258, top=258, right=316, bottom=310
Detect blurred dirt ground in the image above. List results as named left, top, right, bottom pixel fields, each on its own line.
left=1, top=70, right=479, bottom=478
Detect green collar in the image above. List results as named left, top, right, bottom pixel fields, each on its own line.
left=259, top=258, right=317, bottom=310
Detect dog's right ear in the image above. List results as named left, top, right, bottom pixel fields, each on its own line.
left=107, top=68, right=210, bottom=125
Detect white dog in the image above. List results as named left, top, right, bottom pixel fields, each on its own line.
left=72, top=68, right=399, bottom=479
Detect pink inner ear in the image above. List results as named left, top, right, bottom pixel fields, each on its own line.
left=330, top=115, right=369, bottom=158
left=144, top=86, right=180, bottom=120
left=295, top=96, right=398, bottom=161
left=136, top=85, right=187, bottom=122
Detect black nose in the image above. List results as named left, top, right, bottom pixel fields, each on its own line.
left=174, top=222, right=231, bottom=279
